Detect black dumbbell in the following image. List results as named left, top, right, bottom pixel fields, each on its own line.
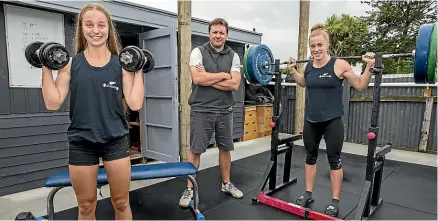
left=118, top=45, right=155, bottom=73
left=25, top=41, right=70, bottom=70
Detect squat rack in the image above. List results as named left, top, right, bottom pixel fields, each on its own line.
left=251, top=54, right=392, bottom=220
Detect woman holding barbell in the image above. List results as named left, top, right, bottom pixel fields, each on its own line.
left=40, top=3, right=143, bottom=220
left=286, top=24, right=375, bottom=217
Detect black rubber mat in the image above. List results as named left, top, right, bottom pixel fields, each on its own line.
left=313, top=153, right=401, bottom=196
left=50, top=148, right=437, bottom=220
left=345, top=202, right=438, bottom=220
left=233, top=146, right=326, bottom=175
left=194, top=198, right=296, bottom=220
left=53, top=177, right=197, bottom=220
left=52, top=164, right=267, bottom=220
left=379, top=162, right=437, bottom=215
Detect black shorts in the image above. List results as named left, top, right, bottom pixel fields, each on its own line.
left=190, top=111, right=234, bottom=154
left=68, top=135, right=130, bottom=166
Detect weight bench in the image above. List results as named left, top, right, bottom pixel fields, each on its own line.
left=41, top=162, right=204, bottom=220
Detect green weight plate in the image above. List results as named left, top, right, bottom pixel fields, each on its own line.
left=427, top=23, right=437, bottom=84
left=243, top=45, right=254, bottom=83
left=243, top=46, right=249, bottom=81
left=414, top=23, right=434, bottom=83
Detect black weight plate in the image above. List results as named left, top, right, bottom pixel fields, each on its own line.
left=48, top=44, right=69, bottom=69
left=38, top=42, right=56, bottom=69
left=39, top=42, right=70, bottom=70
left=39, top=42, right=57, bottom=69
left=119, top=46, right=144, bottom=72
left=142, top=49, right=155, bottom=73
left=132, top=46, right=145, bottom=72
left=25, top=41, right=43, bottom=68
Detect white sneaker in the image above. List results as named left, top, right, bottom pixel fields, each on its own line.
left=179, top=188, right=193, bottom=207
left=221, top=182, right=244, bottom=199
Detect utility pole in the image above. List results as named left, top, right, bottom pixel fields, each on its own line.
left=295, top=0, right=310, bottom=134
left=177, top=0, right=191, bottom=162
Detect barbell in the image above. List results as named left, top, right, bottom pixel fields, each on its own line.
left=24, top=42, right=155, bottom=73
left=243, top=23, right=437, bottom=86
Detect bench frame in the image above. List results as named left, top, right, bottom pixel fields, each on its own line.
left=45, top=174, right=201, bottom=220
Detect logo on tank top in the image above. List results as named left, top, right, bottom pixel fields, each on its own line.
left=102, top=81, right=119, bottom=90
left=319, top=73, right=331, bottom=78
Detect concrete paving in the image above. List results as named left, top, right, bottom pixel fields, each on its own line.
left=0, top=136, right=435, bottom=220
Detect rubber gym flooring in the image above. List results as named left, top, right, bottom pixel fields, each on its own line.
left=52, top=146, right=437, bottom=220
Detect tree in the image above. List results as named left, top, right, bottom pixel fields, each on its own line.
left=324, top=13, right=370, bottom=66
left=360, top=0, right=437, bottom=74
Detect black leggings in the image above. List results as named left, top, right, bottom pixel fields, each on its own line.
left=303, top=117, right=344, bottom=170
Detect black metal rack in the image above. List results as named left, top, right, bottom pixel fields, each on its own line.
left=251, top=59, right=302, bottom=202
left=354, top=53, right=393, bottom=220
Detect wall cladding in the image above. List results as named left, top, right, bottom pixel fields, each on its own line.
left=346, top=84, right=437, bottom=152
left=0, top=4, right=74, bottom=196
left=0, top=113, right=70, bottom=196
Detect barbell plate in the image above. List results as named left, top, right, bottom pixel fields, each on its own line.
left=141, top=49, right=155, bottom=73
left=414, top=23, right=435, bottom=83
left=426, top=23, right=437, bottom=84
left=243, top=45, right=249, bottom=82
left=39, top=42, right=70, bottom=70
left=25, top=41, right=43, bottom=68
left=119, top=46, right=144, bottom=72
left=246, top=44, right=274, bottom=85
left=243, top=45, right=254, bottom=83
left=245, top=45, right=258, bottom=84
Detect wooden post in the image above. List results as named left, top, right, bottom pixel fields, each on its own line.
left=177, top=0, right=191, bottom=162
left=295, top=0, right=310, bottom=134
left=419, top=87, right=433, bottom=152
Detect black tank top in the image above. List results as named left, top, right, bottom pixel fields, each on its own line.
left=67, top=51, right=128, bottom=144
left=304, top=56, right=344, bottom=123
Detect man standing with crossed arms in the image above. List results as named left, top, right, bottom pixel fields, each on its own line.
left=179, top=18, right=243, bottom=207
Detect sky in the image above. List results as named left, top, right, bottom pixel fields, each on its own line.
left=128, top=0, right=372, bottom=69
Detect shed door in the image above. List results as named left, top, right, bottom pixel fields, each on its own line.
left=138, top=27, right=180, bottom=162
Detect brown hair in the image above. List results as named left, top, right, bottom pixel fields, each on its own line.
left=208, top=18, right=229, bottom=34
left=309, top=23, right=330, bottom=43
left=73, top=3, right=121, bottom=55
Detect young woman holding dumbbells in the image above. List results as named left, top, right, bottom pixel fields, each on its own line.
left=41, top=3, right=143, bottom=220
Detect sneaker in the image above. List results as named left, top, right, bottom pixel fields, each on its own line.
left=324, top=204, right=339, bottom=217
left=221, top=182, right=244, bottom=199
left=179, top=188, right=193, bottom=207
left=296, top=194, right=314, bottom=207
